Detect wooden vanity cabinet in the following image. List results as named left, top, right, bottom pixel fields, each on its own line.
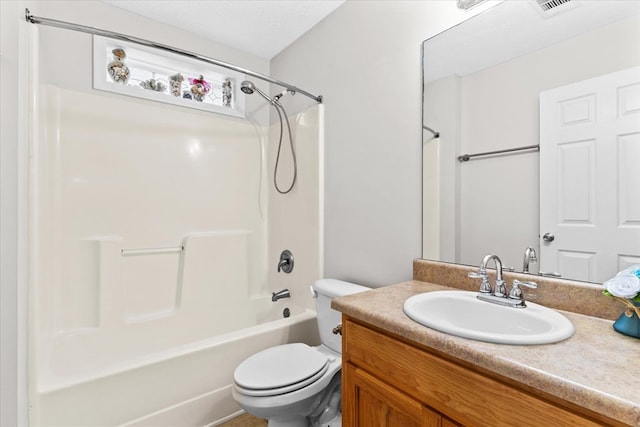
left=344, top=363, right=460, bottom=427
left=341, top=316, right=620, bottom=427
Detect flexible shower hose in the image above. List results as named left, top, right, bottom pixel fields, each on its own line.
left=272, top=101, right=297, bottom=194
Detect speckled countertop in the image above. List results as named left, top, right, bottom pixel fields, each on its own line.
left=333, top=280, right=640, bottom=426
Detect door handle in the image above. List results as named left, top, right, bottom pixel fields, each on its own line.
left=542, top=233, right=555, bottom=242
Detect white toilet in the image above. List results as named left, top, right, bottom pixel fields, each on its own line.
left=232, top=279, right=369, bottom=427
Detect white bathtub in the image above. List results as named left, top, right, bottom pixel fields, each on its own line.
left=33, top=301, right=319, bottom=427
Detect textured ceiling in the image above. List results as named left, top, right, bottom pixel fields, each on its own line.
left=101, top=0, right=345, bottom=59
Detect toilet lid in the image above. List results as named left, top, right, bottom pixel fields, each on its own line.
left=234, top=362, right=329, bottom=397
left=234, top=343, right=329, bottom=390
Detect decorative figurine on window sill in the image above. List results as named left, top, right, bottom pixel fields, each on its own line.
left=222, top=79, right=232, bottom=107
left=189, top=75, right=211, bottom=102
left=140, top=78, right=166, bottom=92
left=169, top=73, right=184, bottom=97
left=107, top=48, right=130, bottom=84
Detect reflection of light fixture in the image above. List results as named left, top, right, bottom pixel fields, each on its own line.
left=457, top=0, right=487, bottom=10
left=187, top=141, right=202, bottom=159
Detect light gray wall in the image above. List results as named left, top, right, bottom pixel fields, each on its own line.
left=271, top=0, right=490, bottom=287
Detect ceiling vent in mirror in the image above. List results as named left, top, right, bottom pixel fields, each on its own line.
left=537, top=0, right=571, bottom=11
left=457, top=0, right=487, bottom=10
left=532, top=0, right=580, bottom=18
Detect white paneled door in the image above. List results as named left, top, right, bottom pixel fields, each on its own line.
left=540, top=67, right=640, bottom=283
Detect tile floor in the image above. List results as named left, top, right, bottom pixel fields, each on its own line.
left=219, top=413, right=267, bottom=426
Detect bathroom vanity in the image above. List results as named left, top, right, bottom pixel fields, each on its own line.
left=333, top=261, right=640, bottom=427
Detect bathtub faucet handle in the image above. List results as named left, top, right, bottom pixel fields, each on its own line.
left=277, top=250, right=294, bottom=273
left=272, top=289, right=291, bottom=302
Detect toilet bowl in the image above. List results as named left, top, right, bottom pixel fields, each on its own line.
left=232, top=344, right=341, bottom=426
left=232, top=279, right=369, bottom=427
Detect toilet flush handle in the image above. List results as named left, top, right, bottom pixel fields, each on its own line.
left=332, top=324, right=342, bottom=335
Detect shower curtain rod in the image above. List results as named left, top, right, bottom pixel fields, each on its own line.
left=457, top=144, right=539, bottom=162
left=24, top=9, right=323, bottom=104
left=423, top=125, right=440, bottom=138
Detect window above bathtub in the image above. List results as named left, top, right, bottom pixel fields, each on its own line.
left=92, top=35, right=246, bottom=118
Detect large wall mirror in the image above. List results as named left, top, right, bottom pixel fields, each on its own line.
left=422, top=0, right=640, bottom=284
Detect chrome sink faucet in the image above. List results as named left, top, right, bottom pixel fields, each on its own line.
left=522, top=246, right=537, bottom=273
left=468, top=253, right=506, bottom=296
left=469, top=253, right=538, bottom=308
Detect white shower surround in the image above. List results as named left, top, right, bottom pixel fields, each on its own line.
left=29, top=22, right=324, bottom=425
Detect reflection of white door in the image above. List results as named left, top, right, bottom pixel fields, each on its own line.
left=540, top=67, right=640, bottom=283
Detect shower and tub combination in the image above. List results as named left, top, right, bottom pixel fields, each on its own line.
left=26, top=10, right=325, bottom=427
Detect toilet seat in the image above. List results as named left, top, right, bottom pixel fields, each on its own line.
left=235, top=363, right=329, bottom=397
left=234, top=343, right=329, bottom=397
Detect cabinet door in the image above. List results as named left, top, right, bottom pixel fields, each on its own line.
left=442, top=418, right=463, bottom=427
left=344, top=362, right=441, bottom=427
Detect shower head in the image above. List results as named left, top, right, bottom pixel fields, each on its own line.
left=240, top=80, right=255, bottom=94
left=240, top=80, right=274, bottom=104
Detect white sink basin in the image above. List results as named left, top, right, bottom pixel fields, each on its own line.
left=403, top=290, right=574, bottom=345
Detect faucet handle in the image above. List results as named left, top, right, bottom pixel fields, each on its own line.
left=468, top=271, right=486, bottom=279
left=277, top=250, right=294, bottom=273
left=509, top=279, right=538, bottom=300
left=468, top=271, right=492, bottom=293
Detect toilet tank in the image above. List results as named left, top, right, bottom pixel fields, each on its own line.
left=312, top=279, right=370, bottom=353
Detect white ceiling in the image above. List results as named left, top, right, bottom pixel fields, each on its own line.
left=100, top=0, right=345, bottom=60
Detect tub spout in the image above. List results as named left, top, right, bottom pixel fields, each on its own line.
left=272, top=289, right=291, bottom=302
